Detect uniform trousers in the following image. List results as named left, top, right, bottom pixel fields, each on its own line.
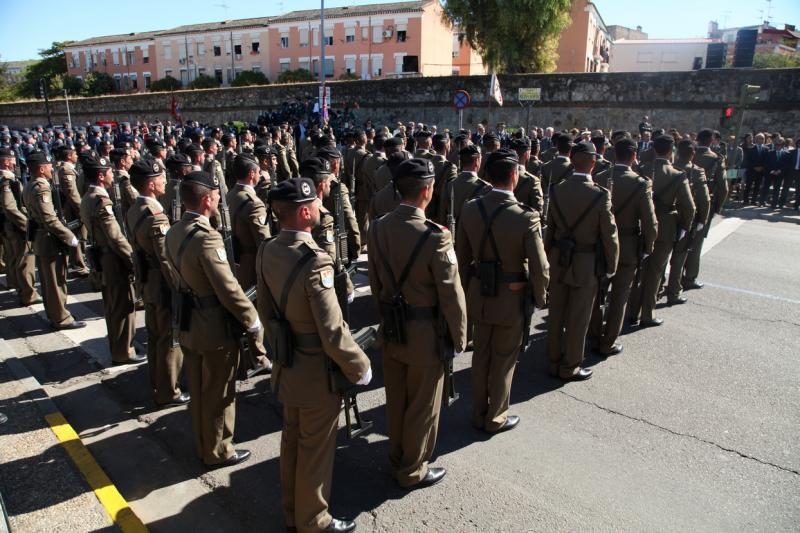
left=547, top=280, right=596, bottom=374
left=382, top=350, right=444, bottom=487
left=235, top=256, right=271, bottom=369
left=471, top=321, right=522, bottom=431
left=7, top=236, right=37, bottom=304
left=639, top=240, right=674, bottom=321
left=145, top=300, right=183, bottom=404
left=280, top=397, right=340, bottom=533
left=182, top=344, right=237, bottom=465
left=589, top=259, right=637, bottom=351
left=667, top=241, right=691, bottom=300
left=69, top=225, right=89, bottom=272
left=100, top=255, right=136, bottom=362
left=36, top=253, right=73, bottom=327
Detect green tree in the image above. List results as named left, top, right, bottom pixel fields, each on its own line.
left=150, top=76, right=182, bottom=92
left=752, top=51, right=800, bottom=69
left=442, top=0, right=572, bottom=73
left=188, top=74, right=221, bottom=89
left=276, top=68, right=314, bottom=84
left=231, top=70, right=270, bottom=87
left=82, top=72, right=115, bottom=96
left=17, top=41, right=73, bottom=98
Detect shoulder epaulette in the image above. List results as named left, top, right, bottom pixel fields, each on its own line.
left=424, top=219, right=444, bottom=233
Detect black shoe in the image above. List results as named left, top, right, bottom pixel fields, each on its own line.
left=406, top=467, right=446, bottom=490
left=207, top=449, right=251, bottom=469
left=53, top=320, right=87, bottom=330
left=559, top=368, right=593, bottom=382
left=322, top=518, right=356, bottom=533
left=667, top=296, right=688, bottom=306
left=246, top=362, right=272, bottom=379
left=68, top=268, right=90, bottom=279
left=600, top=344, right=623, bottom=357
left=490, top=415, right=520, bottom=434
left=628, top=318, right=640, bottom=327
left=159, top=393, right=190, bottom=408
left=683, top=280, right=704, bottom=290
left=639, top=318, right=664, bottom=328
left=0, top=412, right=7, bottom=424
left=113, top=353, right=147, bottom=365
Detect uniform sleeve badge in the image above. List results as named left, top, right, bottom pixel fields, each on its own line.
left=320, top=268, right=334, bottom=288
left=446, top=249, right=457, bottom=264
left=160, top=224, right=169, bottom=235
left=326, top=229, right=334, bottom=243
left=216, top=248, right=227, bottom=262
left=105, top=205, right=114, bottom=215
left=259, top=215, right=267, bottom=225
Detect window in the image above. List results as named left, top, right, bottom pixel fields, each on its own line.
left=234, top=44, right=242, bottom=55
left=214, top=68, right=223, bottom=83
left=280, top=61, right=290, bottom=72
left=323, top=36, right=333, bottom=46
left=345, top=56, right=356, bottom=74
left=180, top=69, right=188, bottom=85
left=213, top=45, right=221, bottom=56
left=198, top=67, right=206, bottom=76
left=144, top=73, right=151, bottom=88
left=130, top=74, right=138, bottom=89
left=69, top=53, right=78, bottom=68
left=280, top=34, right=289, bottom=48
left=323, top=58, right=334, bottom=77
left=165, top=69, right=173, bottom=78
left=99, top=51, right=106, bottom=65
left=299, top=28, right=309, bottom=47
left=113, top=50, right=120, bottom=65
left=251, top=41, right=260, bottom=54
left=113, top=74, right=122, bottom=91
left=197, top=43, right=206, bottom=56
left=373, top=26, right=383, bottom=43
left=142, top=47, right=150, bottom=63
left=371, top=55, right=383, bottom=76
left=299, top=60, right=309, bottom=71
left=397, top=30, right=406, bottom=42
left=345, top=27, right=355, bottom=42
left=127, top=50, right=135, bottom=65
left=361, top=26, right=369, bottom=40
left=252, top=65, right=261, bottom=73
left=313, top=29, right=319, bottom=46
left=163, top=44, right=171, bottom=60
left=452, top=68, right=460, bottom=76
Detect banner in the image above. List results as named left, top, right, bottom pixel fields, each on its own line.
left=489, top=72, right=503, bottom=106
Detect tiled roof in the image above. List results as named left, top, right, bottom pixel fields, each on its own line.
left=155, top=17, right=271, bottom=36
left=65, top=31, right=160, bottom=48
left=272, top=1, right=428, bottom=23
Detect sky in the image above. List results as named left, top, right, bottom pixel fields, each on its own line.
left=0, top=0, right=797, bottom=62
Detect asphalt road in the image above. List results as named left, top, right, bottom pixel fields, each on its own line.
left=0, top=205, right=798, bottom=532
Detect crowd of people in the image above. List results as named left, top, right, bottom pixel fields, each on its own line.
left=0, top=113, right=797, bottom=533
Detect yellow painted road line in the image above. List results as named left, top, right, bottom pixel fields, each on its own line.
left=44, top=412, right=148, bottom=533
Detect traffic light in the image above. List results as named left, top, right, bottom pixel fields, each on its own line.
left=36, top=78, right=47, bottom=100
left=724, top=107, right=734, bottom=118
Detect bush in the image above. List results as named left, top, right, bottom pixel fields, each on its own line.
left=82, top=72, right=115, bottom=96
left=276, top=68, right=314, bottom=84
left=231, top=70, right=269, bottom=87
left=338, top=72, right=360, bottom=81
left=149, top=76, right=182, bottom=92
left=188, top=74, right=221, bottom=89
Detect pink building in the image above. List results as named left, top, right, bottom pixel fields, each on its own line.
left=267, top=0, right=455, bottom=80
left=65, top=32, right=159, bottom=92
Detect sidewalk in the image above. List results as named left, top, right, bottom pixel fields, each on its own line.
left=0, top=339, right=118, bottom=533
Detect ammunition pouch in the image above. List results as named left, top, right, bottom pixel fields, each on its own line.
left=556, top=237, right=576, bottom=268
left=267, top=318, right=295, bottom=368
left=478, top=261, right=498, bottom=297
left=86, top=244, right=103, bottom=272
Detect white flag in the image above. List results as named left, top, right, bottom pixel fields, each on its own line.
left=489, top=72, right=503, bottom=106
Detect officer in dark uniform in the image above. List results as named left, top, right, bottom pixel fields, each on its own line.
left=456, top=149, right=548, bottom=431
left=258, top=178, right=371, bottom=533
left=544, top=142, right=618, bottom=380
left=127, top=159, right=188, bottom=404
left=368, top=158, right=467, bottom=489
left=165, top=170, right=261, bottom=468
left=79, top=156, right=143, bottom=364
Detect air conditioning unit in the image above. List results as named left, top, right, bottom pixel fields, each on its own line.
left=179, top=58, right=186, bottom=64
left=382, top=29, right=393, bottom=38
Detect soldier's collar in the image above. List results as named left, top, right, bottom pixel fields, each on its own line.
left=185, top=210, right=210, bottom=226
left=571, top=172, right=592, bottom=181
left=556, top=155, right=570, bottom=161
left=614, top=164, right=631, bottom=170
left=491, top=188, right=515, bottom=198
left=398, top=203, right=426, bottom=219
left=236, top=182, right=255, bottom=193
left=141, top=195, right=164, bottom=211
left=279, top=229, right=313, bottom=241
left=89, top=184, right=110, bottom=197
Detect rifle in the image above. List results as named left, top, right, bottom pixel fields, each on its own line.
left=327, top=325, right=377, bottom=438
left=218, top=182, right=260, bottom=375
left=332, top=180, right=350, bottom=269
left=438, top=311, right=460, bottom=407
left=111, top=180, right=128, bottom=240
left=171, top=179, right=182, bottom=223
left=50, top=168, right=80, bottom=256
left=446, top=180, right=456, bottom=245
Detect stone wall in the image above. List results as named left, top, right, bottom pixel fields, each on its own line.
left=1, top=68, right=798, bottom=135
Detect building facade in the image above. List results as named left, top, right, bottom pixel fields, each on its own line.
left=65, top=32, right=158, bottom=92
left=452, top=29, right=487, bottom=76
left=554, top=0, right=610, bottom=73
left=267, top=0, right=454, bottom=81
left=607, top=25, right=648, bottom=41
left=609, top=39, right=713, bottom=72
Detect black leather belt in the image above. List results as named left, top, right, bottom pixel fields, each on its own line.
left=473, top=267, right=527, bottom=282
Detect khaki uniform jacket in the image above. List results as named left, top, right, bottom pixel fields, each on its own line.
left=592, top=157, right=612, bottom=176
left=544, top=174, right=619, bottom=287
left=370, top=160, right=393, bottom=201
left=368, top=205, right=468, bottom=361
left=526, top=156, right=543, bottom=177
left=227, top=183, right=271, bottom=288
left=440, top=171, right=491, bottom=224
left=541, top=156, right=572, bottom=193
left=362, top=153, right=387, bottom=201
left=694, top=146, right=727, bottom=214
left=80, top=186, right=134, bottom=276
left=23, top=176, right=77, bottom=256
left=675, top=160, right=711, bottom=227
left=160, top=178, right=182, bottom=224
left=414, top=148, right=434, bottom=160
left=1, top=169, right=27, bottom=237
left=165, top=212, right=259, bottom=351
left=429, top=154, right=458, bottom=223
left=312, top=205, right=337, bottom=259
left=368, top=181, right=400, bottom=221
left=58, top=162, right=82, bottom=223
left=273, top=143, right=292, bottom=181
left=126, top=196, right=177, bottom=306
left=113, top=169, right=140, bottom=216
left=594, top=165, right=658, bottom=261
left=456, top=190, right=549, bottom=320
left=513, top=165, right=544, bottom=215
left=639, top=159, right=696, bottom=243
left=258, top=231, right=370, bottom=407
left=344, top=147, right=369, bottom=185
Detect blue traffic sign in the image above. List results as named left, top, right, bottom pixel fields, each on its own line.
left=453, top=90, right=471, bottom=109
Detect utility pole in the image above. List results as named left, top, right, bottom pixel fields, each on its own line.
left=320, top=0, right=327, bottom=124
left=184, top=33, right=191, bottom=85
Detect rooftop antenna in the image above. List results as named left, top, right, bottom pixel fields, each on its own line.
left=214, top=3, right=230, bottom=19
left=765, top=0, right=773, bottom=26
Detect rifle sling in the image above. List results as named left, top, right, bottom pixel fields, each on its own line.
left=613, top=183, right=645, bottom=216
left=549, top=187, right=605, bottom=238
left=374, top=218, right=433, bottom=298
left=476, top=198, right=511, bottom=264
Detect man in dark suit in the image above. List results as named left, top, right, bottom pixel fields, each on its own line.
left=778, top=145, right=800, bottom=210
left=637, top=130, right=652, bottom=156
left=761, top=137, right=788, bottom=207
left=742, top=133, right=767, bottom=205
